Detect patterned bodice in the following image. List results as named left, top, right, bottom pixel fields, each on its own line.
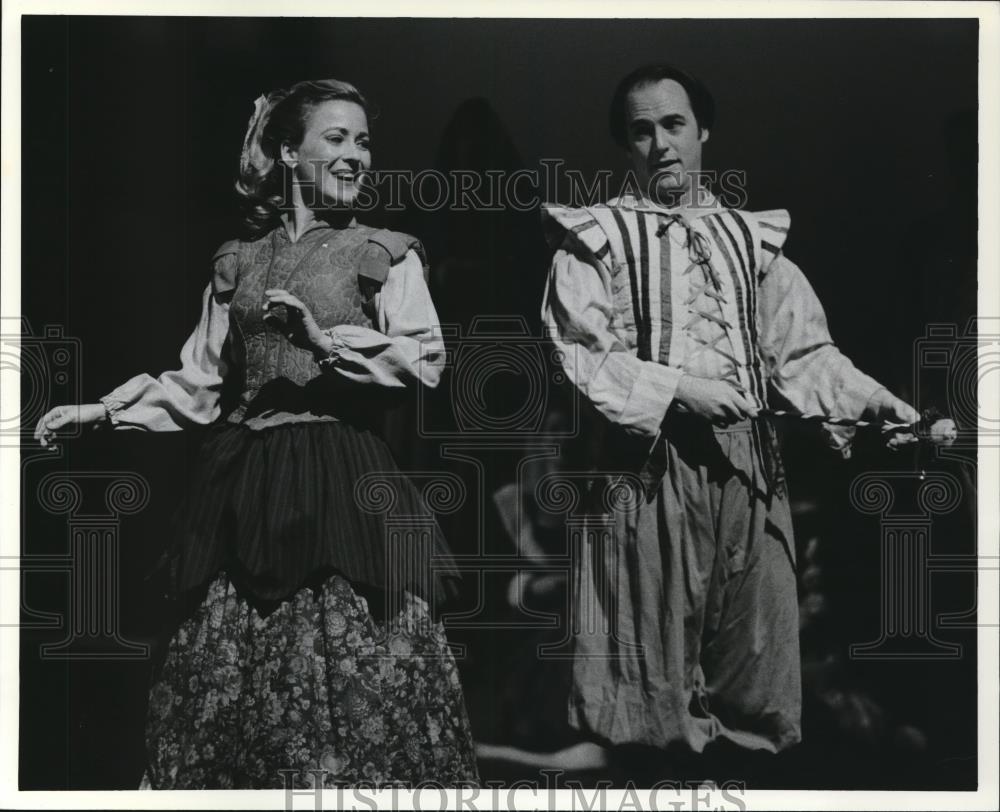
left=212, top=222, right=421, bottom=422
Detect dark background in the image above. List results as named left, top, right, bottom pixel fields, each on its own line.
left=19, top=16, right=978, bottom=790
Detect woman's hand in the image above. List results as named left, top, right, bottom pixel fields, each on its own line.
left=33, top=403, right=107, bottom=448
left=263, top=289, right=334, bottom=356
left=672, top=375, right=759, bottom=426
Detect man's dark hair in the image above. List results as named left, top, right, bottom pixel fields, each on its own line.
left=609, top=63, right=715, bottom=149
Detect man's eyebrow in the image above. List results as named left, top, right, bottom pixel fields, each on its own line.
left=628, top=112, right=687, bottom=127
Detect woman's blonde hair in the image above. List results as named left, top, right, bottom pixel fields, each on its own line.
left=236, top=79, right=370, bottom=235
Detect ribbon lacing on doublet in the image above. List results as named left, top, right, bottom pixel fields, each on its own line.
left=655, top=214, right=743, bottom=390
left=653, top=213, right=784, bottom=498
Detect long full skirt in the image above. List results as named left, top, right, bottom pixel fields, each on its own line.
left=140, top=419, right=478, bottom=788
left=143, top=571, right=479, bottom=788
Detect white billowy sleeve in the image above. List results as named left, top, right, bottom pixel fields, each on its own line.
left=318, top=248, right=445, bottom=389
left=758, top=252, right=887, bottom=454
left=542, top=237, right=683, bottom=441
left=100, top=283, right=230, bottom=431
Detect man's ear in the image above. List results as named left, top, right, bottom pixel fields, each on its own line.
left=699, top=128, right=711, bottom=145
left=279, top=143, right=298, bottom=168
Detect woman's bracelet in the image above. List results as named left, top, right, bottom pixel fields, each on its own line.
left=314, top=329, right=344, bottom=367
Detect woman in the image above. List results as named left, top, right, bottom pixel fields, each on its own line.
left=34, top=79, right=479, bottom=789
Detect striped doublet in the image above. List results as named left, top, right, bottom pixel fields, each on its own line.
left=543, top=197, right=791, bottom=412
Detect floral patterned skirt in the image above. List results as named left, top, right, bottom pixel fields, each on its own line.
left=141, top=571, right=480, bottom=789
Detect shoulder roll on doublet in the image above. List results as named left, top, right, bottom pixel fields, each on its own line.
left=748, top=209, right=791, bottom=275
left=358, top=229, right=429, bottom=286
left=211, top=239, right=242, bottom=302
left=540, top=204, right=613, bottom=267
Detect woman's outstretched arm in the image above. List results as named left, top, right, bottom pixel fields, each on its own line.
left=35, top=274, right=232, bottom=444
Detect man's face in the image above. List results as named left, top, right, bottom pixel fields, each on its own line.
left=624, top=79, right=709, bottom=203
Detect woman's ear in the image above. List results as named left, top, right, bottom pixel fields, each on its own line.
left=279, top=142, right=298, bottom=168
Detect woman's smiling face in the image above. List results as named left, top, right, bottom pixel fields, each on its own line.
left=281, top=99, right=371, bottom=210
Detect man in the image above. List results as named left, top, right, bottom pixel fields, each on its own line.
left=541, top=64, right=922, bottom=766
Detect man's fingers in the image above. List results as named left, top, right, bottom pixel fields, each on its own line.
left=718, top=389, right=757, bottom=422
left=876, top=394, right=919, bottom=425
left=894, top=399, right=921, bottom=425
left=712, top=405, right=734, bottom=426
left=887, top=432, right=918, bottom=450
left=716, top=399, right=742, bottom=424
left=732, top=391, right=758, bottom=419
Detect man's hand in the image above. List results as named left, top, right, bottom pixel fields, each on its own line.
left=865, top=388, right=922, bottom=451
left=672, top=375, right=758, bottom=426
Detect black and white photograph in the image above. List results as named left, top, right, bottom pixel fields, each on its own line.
left=1, top=3, right=997, bottom=809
